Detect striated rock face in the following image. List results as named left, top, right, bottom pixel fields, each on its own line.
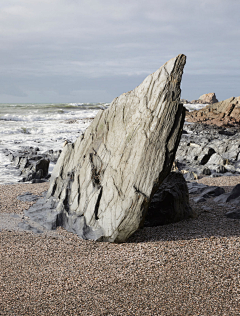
left=25, top=54, right=186, bottom=242
left=186, top=96, right=240, bottom=127
left=198, top=92, right=218, bottom=104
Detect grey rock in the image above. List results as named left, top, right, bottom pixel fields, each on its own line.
left=144, top=172, right=195, bottom=226
left=207, top=153, right=225, bottom=166
left=187, top=182, right=209, bottom=194
left=198, top=147, right=215, bottom=165
left=226, top=184, right=240, bottom=202
left=18, top=221, right=43, bottom=233
left=225, top=210, right=240, bottom=219
left=33, top=158, right=50, bottom=178
left=25, top=54, right=187, bottom=243
left=207, top=164, right=227, bottom=174
left=200, top=186, right=225, bottom=198
left=183, top=171, right=198, bottom=181
left=17, top=192, right=40, bottom=202
left=224, top=164, right=236, bottom=173
left=193, top=196, right=206, bottom=203
left=214, top=183, right=240, bottom=203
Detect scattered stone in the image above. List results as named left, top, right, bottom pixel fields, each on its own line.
left=25, top=54, right=187, bottom=242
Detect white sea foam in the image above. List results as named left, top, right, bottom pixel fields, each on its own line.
left=184, top=103, right=208, bottom=112
left=0, top=103, right=102, bottom=184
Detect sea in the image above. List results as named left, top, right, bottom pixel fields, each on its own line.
left=0, top=102, right=207, bottom=185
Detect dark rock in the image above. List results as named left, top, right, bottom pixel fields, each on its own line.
left=187, top=182, right=209, bottom=194
left=199, top=147, right=215, bottom=165
left=202, top=167, right=211, bottom=175
left=200, top=186, right=225, bottom=198
left=226, top=184, right=240, bottom=202
left=2, top=146, right=58, bottom=182
left=193, top=196, right=206, bottom=203
left=32, top=179, right=48, bottom=183
left=33, top=158, right=49, bottom=177
left=225, top=210, right=240, bottom=219
left=218, top=130, right=236, bottom=136
left=214, top=183, right=240, bottom=203
left=144, top=172, right=195, bottom=227
left=17, top=192, right=40, bottom=202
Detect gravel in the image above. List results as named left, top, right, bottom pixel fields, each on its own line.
left=1, top=179, right=240, bottom=315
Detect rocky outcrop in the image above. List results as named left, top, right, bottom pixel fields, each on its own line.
left=181, top=93, right=218, bottom=105
left=186, top=96, right=240, bottom=127
left=25, top=54, right=186, bottom=242
left=198, top=93, right=218, bottom=104
left=144, top=172, right=195, bottom=227
left=3, top=147, right=62, bottom=183
left=175, top=123, right=240, bottom=179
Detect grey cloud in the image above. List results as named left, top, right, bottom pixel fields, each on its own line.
left=0, top=0, right=239, bottom=102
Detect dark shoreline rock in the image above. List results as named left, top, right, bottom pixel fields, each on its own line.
left=3, top=146, right=62, bottom=183
left=144, top=172, right=195, bottom=227
left=174, top=122, right=240, bottom=179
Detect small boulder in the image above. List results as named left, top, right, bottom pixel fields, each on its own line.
left=198, top=93, right=218, bottom=104
left=200, top=186, right=225, bottom=198
left=225, top=210, right=240, bottom=219
left=144, top=172, right=195, bottom=226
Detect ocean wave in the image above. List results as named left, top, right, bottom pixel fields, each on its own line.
left=184, top=103, right=208, bottom=112
left=0, top=109, right=99, bottom=122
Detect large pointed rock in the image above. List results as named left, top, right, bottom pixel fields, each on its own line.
left=25, top=54, right=186, bottom=242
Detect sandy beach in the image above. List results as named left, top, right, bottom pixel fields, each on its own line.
left=1, top=177, right=240, bottom=315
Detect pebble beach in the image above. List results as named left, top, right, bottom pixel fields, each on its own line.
left=1, top=176, right=240, bottom=315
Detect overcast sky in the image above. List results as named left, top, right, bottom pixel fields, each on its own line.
left=0, top=0, right=239, bottom=103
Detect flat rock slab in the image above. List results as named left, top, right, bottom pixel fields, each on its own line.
left=25, top=54, right=186, bottom=242
left=17, top=192, right=41, bottom=202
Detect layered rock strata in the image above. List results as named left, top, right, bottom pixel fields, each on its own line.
left=186, top=96, right=240, bottom=127
left=25, top=54, right=186, bottom=242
